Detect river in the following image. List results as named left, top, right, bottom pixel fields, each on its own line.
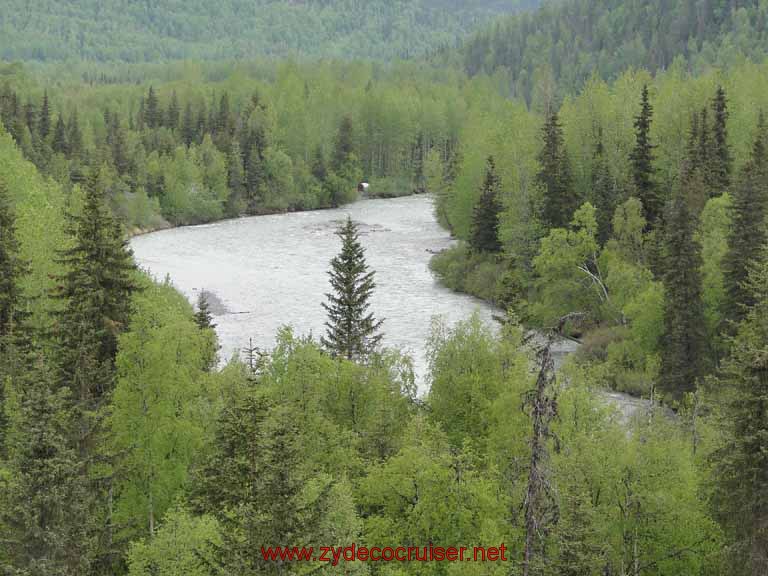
left=130, top=195, right=496, bottom=391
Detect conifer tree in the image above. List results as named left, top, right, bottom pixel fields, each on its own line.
left=658, top=188, right=707, bottom=402
left=166, top=90, right=180, bottom=131
left=67, top=109, right=83, bottom=158
left=52, top=114, right=68, bottom=155
left=194, top=291, right=216, bottom=330
left=182, top=101, right=195, bottom=147
left=723, top=115, right=768, bottom=326
left=226, top=140, right=245, bottom=216
left=321, top=216, right=383, bottom=360
left=711, top=85, right=732, bottom=194
left=0, top=181, right=29, bottom=448
left=245, top=146, right=264, bottom=213
left=630, top=85, right=662, bottom=227
left=469, top=156, right=502, bottom=253
left=590, top=130, right=616, bottom=245
left=715, top=252, right=768, bottom=575
left=144, top=86, right=160, bottom=129
left=0, top=181, right=27, bottom=343
left=311, top=144, right=327, bottom=183
left=38, top=91, right=51, bottom=142
left=54, top=167, right=138, bottom=419
left=332, top=116, right=355, bottom=173
left=0, top=356, right=96, bottom=576
left=537, top=108, right=575, bottom=229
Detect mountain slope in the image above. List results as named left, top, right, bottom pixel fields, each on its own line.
left=0, top=0, right=538, bottom=62
left=454, top=0, right=768, bottom=102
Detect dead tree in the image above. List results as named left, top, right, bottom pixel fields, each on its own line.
left=521, top=331, right=560, bottom=576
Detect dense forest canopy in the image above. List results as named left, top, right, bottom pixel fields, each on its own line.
left=451, top=0, right=768, bottom=101
left=0, top=0, right=538, bottom=62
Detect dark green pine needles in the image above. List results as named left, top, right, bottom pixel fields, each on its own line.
left=322, top=216, right=383, bottom=360
left=470, top=156, right=503, bottom=253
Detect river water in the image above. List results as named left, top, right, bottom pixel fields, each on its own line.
left=130, top=195, right=496, bottom=391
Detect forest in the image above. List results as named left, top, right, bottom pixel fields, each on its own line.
left=1, top=0, right=768, bottom=575
left=0, top=0, right=536, bottom=62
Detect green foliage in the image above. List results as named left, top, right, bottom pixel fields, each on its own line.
left=722, top=116, right=768, bottom=326
left=427, top=314, right=526, bottom=448
left=538, top=109, right=577, bottom=230
left=469, top=156, right=503, bottom=253
left=322, top=217, right=383, bottom=360
left=429, top=244, right=507, bottom=305
left=126, top=507, right=221, bottom=576
left=459, top=0, right=768, bottom=102
left=713, top=254, right=768, bottom=574
left=659, top=189, right=708, bottom=403
left=0, top=0, right=534, bottom=63
left=111, top=279, right=217, bottom=541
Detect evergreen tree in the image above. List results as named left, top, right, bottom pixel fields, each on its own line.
left=469, top=156, right=502, bottom=253
left=658, top=188, right=707, bottom=402
left=0, top=181, right=29, bottom=448
left=226, top=140, right=245, bottom=216
left=332, top=116, right=355, bottom=173
left=715, top=252, right=768, bottom=575
left=53, top=167, right=138, bottom=425
left=311, top=144, right=327, bottom=183
left=630, top=85, right=662, bottom=227
left=723, top=115, right=768, bottom=326
left=0, top=357, right=96, bottom=576
left=321, top=216, right=383, bottom=360
left=711, top=85, right=732, bottom=195
left=194, top=394, right=319, bottom=574
left=67, top=109, right=83, bottom=158
left=110, top=115, right=130, bottom=176
left=590, top=129, right=616, bottom=245
left=144, top=86, right=160, bottom=129
left=537, top=108, right=576, bottom=229
left=52, top=114, right=68, bottom=155
left=194, top=291, right=216, bottom=330
left=166, top=90, right=180, bottom=131
left=38, top=91, right=51, bottom=142
left=245, top=146, right=264, bottom=214
left=182, top=101, right=196, bottom=147
left=0, top=181, right=28, bottom=343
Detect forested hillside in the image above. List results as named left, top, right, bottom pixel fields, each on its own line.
left=0, top=0, right=536, bottom=62
left=454, top=0, right=768, bottom=102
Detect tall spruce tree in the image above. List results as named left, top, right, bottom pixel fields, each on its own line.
left=0, top=180, right=29, bottom=450
left=0, top=181, right=27, bottom=344
left=1, top=356, right=96, bottom=576
left=38, top=91, right=51, bottom=142
left=470, top=156, right=503, bottom=253
left=321, top=216, right=383, bottom=360
left=52, top=114, right=68, bottom=155
left=723, top=115, right=768, bottom=326
left=332, top=116, right=355, bottom=174
left=630, top=85, right=662, bottom=227
left=659, top=187, right=708, bottom=402
left=182, top=101, right=196, bottom=147
left=537, top=108, right=575, bottom=230
left=711, top=85, right=732, bottom=195
left=166, top=91, right=180, bottom=131
left=226, top=140, right=245, bottom=216
left=715, top=251, right=768, bottom=575
left=144, top=86, right=160, bottom=129
left=590, top=129, right=616, bottom=245
left=194, top=291, right=216, bottom=330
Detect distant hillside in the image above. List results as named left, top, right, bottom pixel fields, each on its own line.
left=0, top=0, right=538, bottom=63
left=453, top=0, right=768, bottom=102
